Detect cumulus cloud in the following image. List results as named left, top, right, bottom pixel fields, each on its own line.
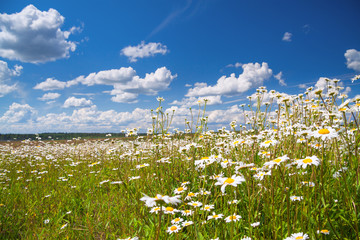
left=111, top=92, right=138, bottom=103
left=226, top=62, right=242, bottom=68
left=0, top=4, right=77, bottom=63
left=344, top=49, right=360, bottom=71
left=33, top=78, right=67, bottom=91
left=63, top=97, right=93, bottom=108
left=121, top=41, right=168, bottom=62
left=282, top=32, right=292, bottom=42
left=38, top=92, right=61, bottom=101
left=274, top=71, right=286, bottom=86
left=170, top=95, right=222, bottom=108
left=0, top=103, right=37, bottom=123
left=186, top=62, right=273, bottom=97
left=0, top=60, right=22, bottom=97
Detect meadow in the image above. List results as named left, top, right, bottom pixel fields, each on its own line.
left=0, top=79, right=359, bottom=239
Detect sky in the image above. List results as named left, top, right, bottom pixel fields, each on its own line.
left=0, top=0, right=360, bottom=133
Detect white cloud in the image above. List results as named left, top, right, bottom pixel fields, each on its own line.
left=0, top=4, right=77, bottom=63
left=0, top=103, right=37, bottom=123
left=38, top=92, right=61, bottom=101
left=226, top=62, right=242, bottom=68
left=34, top=78, right=67, bottom=91
left=274, top=71, right=286, bottom=86
left=282, top=32, right=292, bottom=42
left=345, top=49, right=360, bottom=71
left=298, top=84, right=307, bottom=89
left=170, top=95, right=222, bottom=108
left=0, top=60, right=22, bottom=97
left=63, top=97, right=93, bottom=108
left=121, top=41, right=168, bottom=62
left=111, top=92, right=138, bottom=103
left=186, top=62, right=273, bottom=97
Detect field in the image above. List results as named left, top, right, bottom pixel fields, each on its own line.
left=0, top=84, right=360, bottom=239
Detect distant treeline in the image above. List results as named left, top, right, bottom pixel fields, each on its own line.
left=0, top=133, right=128, bottom=141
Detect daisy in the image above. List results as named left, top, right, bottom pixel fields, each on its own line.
left=228, top=199, right=238, bottom=204
left=290, top=232, right=309, bottom=239
left=215, top=175, right=245, bottom=193
left=136, top=163, right=149, bottom=169
left=207, top=212, right=224, bottom=220
left=202, top=204, right=215, bottom=211
left=162, top=206, right=179, bottom=215
left=253, top=171, right=271, bottom=180
left=188, top=201, right=203, bottom=208
left=182, top=220, right=194, bottom=227
left=185, top=192, right=198, bottom=200
left=225, top=214, right=242, bottom=222
left=263, top=155, right=289, bottom=169
left=312, top=127, right=338, bottom=140
left=290, top=196, right=303, bottom=201
left=181, top=209, right=193, bottom=216
left=296, top=156, right=320, bottom=169
left=167, top=225, right=181, bottom=234
left=173, top=186, right=187, bottom=194
left=260, top=139, right=278, bottom=148
left=251, top=222, right=260, bottom=227
left=241, top=237, right=252, bottom=240
left=60, top=223, right=68, bottom=230
left=171, top=217, right=184, bottom=224
left=317, top=229, right=330, bottom=235
left=149, top=206, right=161, bottom=214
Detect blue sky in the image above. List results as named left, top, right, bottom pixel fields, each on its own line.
left=0, top=0, right=359, bottom=133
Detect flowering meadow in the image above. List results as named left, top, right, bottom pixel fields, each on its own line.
left=1, top=78, right=360, bottom=239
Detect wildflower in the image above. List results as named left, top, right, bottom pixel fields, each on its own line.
left=251, top=222, right=260, bottom=227
left=264, top=155, right=289, bottom=169
left=207, top=212, right=224, bottom=220
left=60, top=223, right=68, bottom=230
left=241, top=237, right=252, bottom=240
left=150, top=206, right=161, bottom=214
left=185, top=192, right=197, bottom=200
left=181, top=209, right=193, bottom=216
left=140, top=194, right=181, bottom=207
left=171, top=217, right=184, bottom=224
left=163, top=206, right=179, bottom=214
left=312, top=127, right=338, bottom=140
left=173, top=186, right=187, bottom=194
left=253, top=171, right=271, bottom=180
left=129, top=176, right=140, bottom=181
left=188, top=201, right=202, bottom=208
left=136, top=163, right=149, bottom=169
left=301, top=181, right=315, bottom=187
left=182, top=220, right=194, bottom=227
left=260, top=139, right=278, bottom=148
left=44, top=219, right=50, bottom=224
left=202, top=204, right=214, bottom=211
left=290, top=196, right=303, bottom=201
left=215, top=175, right=245, bottom=193
left=228, top=199, right=238, bottom=204
left=225, top=214, right=242, bottom=222
left=296, top=156, right=320, bottom=169
left=317, top=229, right=330, bottom=235
left=167, top=224, right=181, bottom=234
left=289, top=232, right=309, bottom=239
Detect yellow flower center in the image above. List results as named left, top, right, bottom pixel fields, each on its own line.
left=201, top=157, right=209, bottom=160
left=213, top=215, right=219, bottom=218
left=154, top=207, right=160, bottom=211
left=139, top=164, right=145, bottom=167
left=318, top=129, right=330, bottom=134
left=321, top=229, right=329, bottom=233
left=264, top=140, right=272, bottom=144
left=205, top=206, right=210, bottom=209
left=295, top=237, right=303, bottom=240
left=170, top=226, right=178, bottom=231
left=339, top=107, right=347, bottom=111
left=300, top=138, right=305, bottom=141
left=356, top=103, right=360, bottom=106
left=174, top=218, right=180, bottom=222
left=233, top=141, right=239, bottom=145
left=165, top=207, right=174, bottom=211
left=223, top=160, right=228, bottom=163
left=303, top=158, right=312, bottom=164
left=177, top=187, right=184, bottom=191
left=273, top=158, right=282, bottom=163
left=188, top=192, right=195, bottom=197
left=192, top=203, right=198, bottom=206
left=224, top=178, right=235, bottom=184
left=229, top=216, right=237, bottom=220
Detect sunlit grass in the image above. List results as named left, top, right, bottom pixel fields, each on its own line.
left=1, top=79, right=360, bottom=239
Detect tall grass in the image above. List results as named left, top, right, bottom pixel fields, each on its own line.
left=0, top=80, right=359, bottom=239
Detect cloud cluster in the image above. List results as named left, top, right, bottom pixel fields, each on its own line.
left=63, top=97, right=93, bottom=108
left=170, top=95, right=222, bottom=108
left=0, top=60, right=22, bottom=97
left=121, top=41, right=168, bottom=62
left=0, top=4, right=77, bottom=63
left=38, top=92, right=61, bottom=101
left=345, top=49, right=360, bottom=71
left=282, top=32, right=292, bottom=42
left=186, top=62, right=273, bottom=97
left=0, top=103, right=37, bottom=123
left=34, top=66, right=177, bottom=103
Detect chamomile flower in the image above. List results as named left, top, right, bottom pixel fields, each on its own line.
left=260, top=139, right=278, bottom=148
left=290, top=196, right=303, bottom=201
left=167, top=224, right=181, bottom=234
left=185, top=192, right=198, bottom=200
left=173, top=186, right=187, bottom=194
left=181, top=209, right=193, bottom=216
left=264, top=155, right=289, bottom=169
left=182, top=220, right=194, bottom=227
left=253, top=171, right=271, bottom=180
left=150, top=206, right=161, bottom=214
left=289, top=232, right=309, bottom=239
left=171, top=217, right=184, bottom=224
left=202, top=204, right=214, bottom=211
left=162, top=206, right=179, bottom=214
left=317, top=229, right=330, bottom=235
left=241, top=237, right=252, bottom=240
left=312, top=127, right=338, bottom=140
left=225, top=214, right=242, bottom=222
left=296, top=156, right=320, bottom=169
left=207, top=212, right=224, bottom=220
left=215, top=175, right=245, bottom=193
left=251, top=222, right=260, bottom=227
left=188, top=201, right=202, bottom=208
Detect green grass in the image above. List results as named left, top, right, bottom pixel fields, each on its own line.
left=0, top=86, right=360, bottom=239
